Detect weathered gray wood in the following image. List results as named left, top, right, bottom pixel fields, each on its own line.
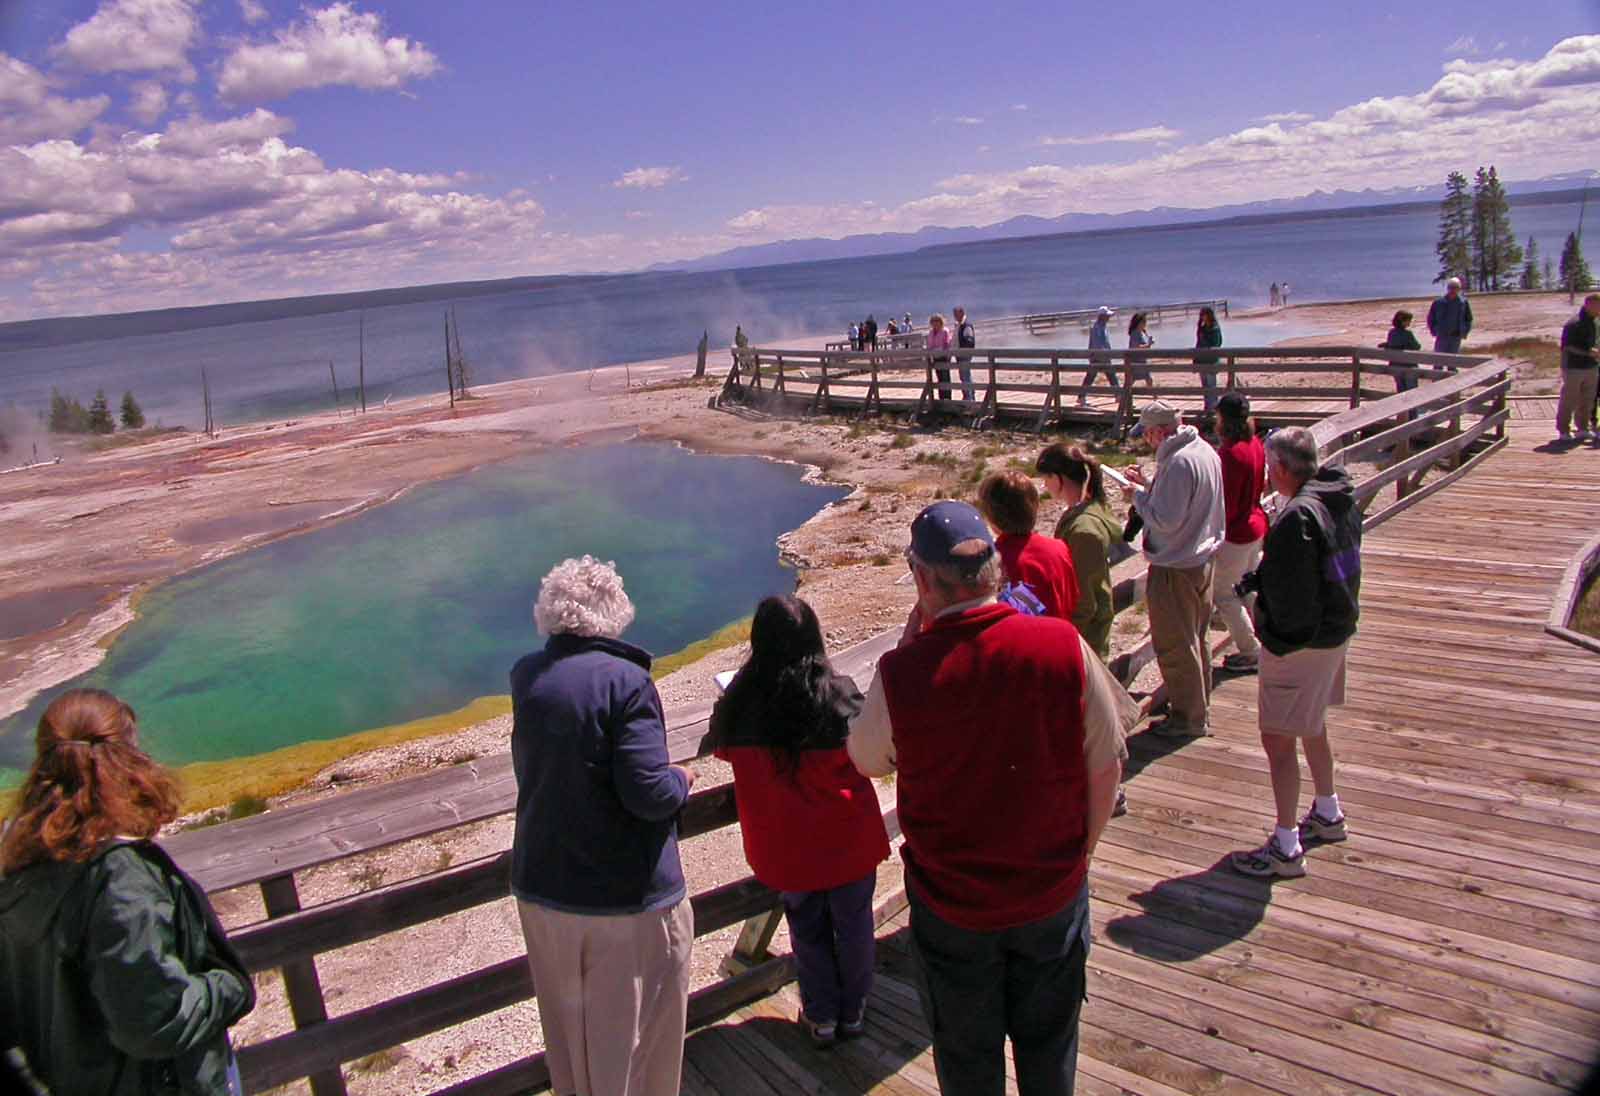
left=259, top=874, right=346, bottom=1096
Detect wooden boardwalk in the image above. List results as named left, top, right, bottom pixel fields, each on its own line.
left=677, top=419, right=1600, bottom=1095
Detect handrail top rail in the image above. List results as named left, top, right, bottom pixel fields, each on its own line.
left=1310, top=358, right=1510, bottom=449
left=740, top=344, right=1491, bottom=368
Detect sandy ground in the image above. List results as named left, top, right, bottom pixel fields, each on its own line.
left=0, top=289, right=1577, bottom=1093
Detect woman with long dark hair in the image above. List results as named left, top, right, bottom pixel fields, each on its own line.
left=709, top=595, right=889, bottom=1046
left=1195, top=306, right=1224, bottom=412
left=1212, top=393, right=1267, bottom=672
left=1127, top=311, right=1156, bottom=389
left=0, top=688, right=254, bottom=1095
left=1036, top=443, right=1120, bottom=660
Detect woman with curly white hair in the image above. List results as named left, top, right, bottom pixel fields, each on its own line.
left=509, top=555, right=698, bottom=1096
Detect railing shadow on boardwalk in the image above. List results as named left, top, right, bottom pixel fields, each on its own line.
left=157, top=350, right=1529, bottom=1094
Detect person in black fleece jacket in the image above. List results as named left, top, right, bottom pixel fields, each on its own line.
left=1231, top=427, right=1362, bottom=880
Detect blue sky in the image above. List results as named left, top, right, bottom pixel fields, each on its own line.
left=2, top=0, right=1599, bottom=319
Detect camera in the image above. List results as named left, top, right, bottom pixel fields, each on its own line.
left=1234, top=570, right=1262, bottom=599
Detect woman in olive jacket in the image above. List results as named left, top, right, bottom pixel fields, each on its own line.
left=0, top=689, right=254, bottom=1095
left=1036, top=443, right=1122, bottom=660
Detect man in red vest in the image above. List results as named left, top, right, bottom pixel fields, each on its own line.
left=848, top=500, right=1129, bottom=1095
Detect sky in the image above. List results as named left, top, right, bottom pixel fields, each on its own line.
left=2, top=0, right=1599, bottom=321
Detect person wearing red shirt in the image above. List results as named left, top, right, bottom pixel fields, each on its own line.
left=1213, top=392, right=1268, bottom=672
left=710, top=595, right=890, bottom=1046
left=976, top=471, right=1079, bottom=621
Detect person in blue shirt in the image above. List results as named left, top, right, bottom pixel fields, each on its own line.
left=1078, top=306, right=1121, bottom=406
left=1426, top=278, right=1473, bottom=353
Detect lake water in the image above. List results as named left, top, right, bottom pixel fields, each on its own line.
left=0, top=442, right=846, bottom=772
left=1, top=198, right=1584, bottom=431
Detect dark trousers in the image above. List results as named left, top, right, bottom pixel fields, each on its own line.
left=782, top=870, right=877, bottom=1025
left=909, top=883, right=1090, bottom=1096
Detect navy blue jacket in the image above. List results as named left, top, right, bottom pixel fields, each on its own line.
left=509, top=634, right=689, bottom=914
left=1426, top=294, right=1473, bottom=339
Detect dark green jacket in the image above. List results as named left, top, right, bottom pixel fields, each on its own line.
left=1054, top=497, right=1121, bottom=660
left=0, top=841, right=254, bottom=1094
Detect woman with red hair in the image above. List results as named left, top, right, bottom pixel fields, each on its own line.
left=0, top=688, right=254, bottom=1094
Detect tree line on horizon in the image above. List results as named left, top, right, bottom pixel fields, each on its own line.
left=47, top=388, right=145, bottom=435
left=1435, top=166, right=1591, bottom=293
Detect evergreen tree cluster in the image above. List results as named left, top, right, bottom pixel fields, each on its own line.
left=1434, top=167, right=1524, bottom=290
left=48, top=388, right=145, bottom=434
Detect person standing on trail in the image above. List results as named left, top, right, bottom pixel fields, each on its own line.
left=1119, top=400, right=1225, bottom=738
left=1211, top=393, right=1267, bottom=675
left=1426, top=277, right=1473, bottom=353
left=509, top=556, right=697, bottom=1096
left=848, top=500, right=1129, bottom=1096
left=734, top=324, right=749, bottom=351
left=1557, top=293, right=1600, bottom=443
left=1230, top=427, right=1361, bottom=879
left=1079, top=306, right=1121, bottom=406
left=953, top=305, right=977, bottom=403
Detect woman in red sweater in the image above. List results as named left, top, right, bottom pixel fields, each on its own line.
left=977, top=470, right=1079, bottom=620
left=709, top=595, right=890, bottom=1046
left=1213, top=392, right=1268, bottom=671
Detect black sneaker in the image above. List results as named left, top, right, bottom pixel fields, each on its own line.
left=802, top=1012, right=837, bottom=1048
left=839, top=1007, right=866, bottom=1039
left=1147, top=716, right=1210, bottom=738
left=1230, top=836, right=1306, bottom=878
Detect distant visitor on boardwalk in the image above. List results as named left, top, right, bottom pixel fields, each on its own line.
left=708, top=594, right=890, bottom=1048
left=734, top=324, right=749, bottom=350
left=1078, top=305, right=1120, bottom=405
left=1426, top=277, right=1472, bottom=353
left=508, top=555, right=697, bottom=1096
left=1379, top=310, right=1423, bottom=392
left=848, top=500, right=1133, bottom=1096
left=1194, top=306, right=1224, bottom=412
left=953, top=305, right=977, bottom=402
left=1557, top=293, right=1600, bottom=443
left=1230, top=427, right=1362, bottom=879
left=1120, top=400, right=1225, bottom=737
left=1126, top=311, right=1156, bottom=388
left=0, top=688, right=256, bottom=1095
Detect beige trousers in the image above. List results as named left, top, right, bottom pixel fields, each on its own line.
left=1211, top=538, right=1263, bottom=659
left=1557, top=366, right=1598, bottom=434
left=1148, top=559, right=1216, bottom=728
left=517, top=897, right=694, bottom=1096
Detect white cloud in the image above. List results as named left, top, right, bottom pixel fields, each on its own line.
left=0, top=54, right=109, bottom=143
left=1011, top=103, right=1028, bottom=112
left=1445, top=35, right=1480, bottom=56
left=613, top=165, right=687, bottom=189
left=128, top=80, right=170, bottom=124
left=218, top=3, right=441, bottom=102
left=1039, top=125, right=1181, bottom=147
left=54, top=0, right=200, bottom=81
left=239, top=0, right=269, bottom=24
left=1258, top=111, right=1313, bottom=124
left=951, top=116, right=985, bottom=126
left=624, top=209, right=649, bottom=220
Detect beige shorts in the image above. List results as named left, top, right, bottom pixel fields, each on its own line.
left=1258, top=641, right=1349, bottom=737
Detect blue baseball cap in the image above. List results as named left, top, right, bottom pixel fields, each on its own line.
left=910, top=501, right=995, bottom=570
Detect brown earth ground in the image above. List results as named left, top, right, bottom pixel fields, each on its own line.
left=0, top=290, right=1581, bottom=1093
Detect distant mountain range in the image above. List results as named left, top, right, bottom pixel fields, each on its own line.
left=646, top=172, right=1598, bottom=275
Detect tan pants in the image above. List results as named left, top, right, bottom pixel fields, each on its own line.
left=1148, top=559, right=1215, bottom=728
left=1558, top=367, right=1598, bottom=434
left=1211, top=539, right=1263, bottom=659
left=517, top=898, right=694, bottom=1096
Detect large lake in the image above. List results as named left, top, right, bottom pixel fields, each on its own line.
left=0, top=443, right=846, bottom=772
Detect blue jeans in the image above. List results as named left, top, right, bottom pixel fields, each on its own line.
left=909, top=883, right=1090, bottom=1096
left=782, top=870, right=877, bottom=1025
left=1433, top=334, right=1462, bottom=353
left=1200, top=370, right=1219, bottom=411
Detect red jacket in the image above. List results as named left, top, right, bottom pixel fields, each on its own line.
left=712, top=669, right=889, bottom=893
left=876, top=602, right=1088, bottom=930
left=1219, top=436, right=1267, bottom=544
left=995, top=532, right=1080, bottom=620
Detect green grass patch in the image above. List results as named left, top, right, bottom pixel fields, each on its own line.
left=1478, top=336, right=1561, bottom=379
left=652, top=616, right=751, bottom=679
left=889, top=433, right=915, bottom=449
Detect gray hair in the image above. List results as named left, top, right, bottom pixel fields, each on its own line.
left=534, top=555, right=636, bottom=638
left=910, top=550, right=1001, bottom=602
left=1266, top=426, right=1319, bottom=482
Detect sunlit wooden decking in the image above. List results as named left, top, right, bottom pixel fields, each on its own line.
left=677, top=419, right=1600, bottom=1095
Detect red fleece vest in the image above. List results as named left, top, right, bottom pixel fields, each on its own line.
left=877, top=602, right=1090, bottom=931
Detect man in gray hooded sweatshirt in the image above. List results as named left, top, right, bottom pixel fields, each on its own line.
left=1121, top=401, right=1225, bottom=736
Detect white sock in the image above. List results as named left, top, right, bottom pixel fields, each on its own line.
left=1314, top=794, right=1341, bottom=820
left=1274, top=826, right=1302, bottom=857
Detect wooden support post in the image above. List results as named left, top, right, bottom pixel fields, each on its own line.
left=773, top=354, right=786, bottom=397
left=720, top=907, right=785, bottom=977
left=260, top=873, right=347, bottom=1096
left=1037, top=355, right=1061, bottom=434
left=978, top=356, right=999, bottom=427
left=861, top=357, right=882, bottom=419
left=1350, top=356, right=1363, bottom=409
left=916, top=358, right=935, bottom=419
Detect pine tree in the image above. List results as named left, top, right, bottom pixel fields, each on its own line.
left=1545, top=256, right=1555, bottom=287
left=1435, top=171, right=1472, bottom=285
left=1519, top=237, right=1541, bottom=290
left=87, top=389, right=115, bottom=434
left=1560, top=232, right=1593, bottom=294
left=120, top=390, right=145, bottom=429
left=1481, top=167, right=1520, bottom=290
left=48, top=388, right=72, bottom=433
left=1470, top=167, right=1491, bottom=289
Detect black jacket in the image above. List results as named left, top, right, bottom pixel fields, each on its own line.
left=1562, top=309, right=1597, bottom=370
left=1252, top=467, right=1362, bottom=656
left=509, top=634, right=689, bottom=913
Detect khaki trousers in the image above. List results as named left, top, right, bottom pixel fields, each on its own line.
left=1148, top=559, right=1216, bottom=728
left=1211, top=539, right=1263, bottom=659
left=1558, top=366, right=1598, bottom=434
left=517, top=897, right=694, bottom=1096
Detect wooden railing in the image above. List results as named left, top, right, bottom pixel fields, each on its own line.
left=163, top=355, right=1510, bottom=1094
left=720, top=343, right=1481, bottom=435
left=162, top=633, right=899, bottom=1096
left=820, top=299, right=1230, bottom=351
